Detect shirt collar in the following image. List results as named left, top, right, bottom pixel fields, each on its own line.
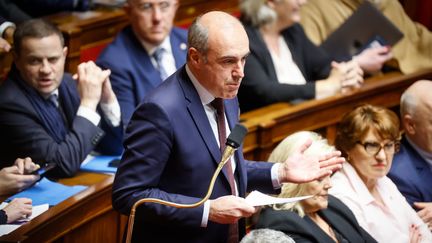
left=341, top=161, right=375, bottom=205
left=140, top=35, right=172, bottom=57
left=185, top=64, right=214, bottom=106
left=42, top=89, right=59, bottom=100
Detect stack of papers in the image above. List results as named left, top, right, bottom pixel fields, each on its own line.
left=245, top=190, right=312, bottom=207
left=80, top=155, right=121, bottom=174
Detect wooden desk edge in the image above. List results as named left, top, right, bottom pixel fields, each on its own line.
left=0, top=174, right=115, bottom=242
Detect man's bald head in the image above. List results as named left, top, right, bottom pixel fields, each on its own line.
left=400, top=80, right=432, bottom=152
left=187, top=11, right=248, bottom=59
left=401, top=80, right=432, bottom=117
left=186, top=11, right=250, bottom=99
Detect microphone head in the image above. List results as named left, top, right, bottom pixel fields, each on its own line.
left=226, top=124, right=248, bottom=149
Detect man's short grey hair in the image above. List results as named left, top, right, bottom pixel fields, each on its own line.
left=240, top=0, right=278, bottom=27
left=240, top=229, right=295, bottom=243
left=400, top=88, right=417, bottom=117
left=187, top=15, right=209, bottom=57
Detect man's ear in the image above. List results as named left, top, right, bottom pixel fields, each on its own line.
left=403, top=114, right=416, bottom=135
left=188, top=47, right=200, bottom=66
left=63, top=46, right=68, bottom=57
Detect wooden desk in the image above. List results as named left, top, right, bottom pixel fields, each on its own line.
left=46, top=8, right=130, bottom=74
left=0, top=172, right=127, bottom=242
left=241, top=69, right=432, bottom=161
left=0, top=0, right=240, bottom=77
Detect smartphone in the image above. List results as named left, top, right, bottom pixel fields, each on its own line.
left=32, top=163, right=56, bottom=177
left=356, top=35, right=388, bottom=54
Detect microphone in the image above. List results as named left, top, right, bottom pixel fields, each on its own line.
left=125, top=124, right=248, bottom=243
left=221, top=124, right=248, bottom=166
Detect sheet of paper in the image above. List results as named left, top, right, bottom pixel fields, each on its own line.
left=80, top=155, right=120, bottom=174
left=0, top=203, right=49, bottom=236
left=245, top=190, right=312, bottom=207
left=7, top=178, right=87, bottom=206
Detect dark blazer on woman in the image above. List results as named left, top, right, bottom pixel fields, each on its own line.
left=239, top=23, right=332, bottom=112
left=256, top=195, right=377, bottom=243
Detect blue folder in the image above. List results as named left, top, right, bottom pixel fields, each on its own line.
left=8, top=178, right=87, bottom=206
left=80, top=155, right=121, bottom=173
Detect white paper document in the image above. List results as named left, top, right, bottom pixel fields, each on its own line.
left=0, top=203, right=49, bottom=236
left=245, top=190, right=312, bottom=207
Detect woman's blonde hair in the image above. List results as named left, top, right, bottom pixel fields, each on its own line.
left=268, top=131, right=335, bottom=216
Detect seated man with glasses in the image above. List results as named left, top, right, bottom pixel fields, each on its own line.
left=97, top=0, right=187, bottom=137
left=330, top=104, right=432, bottom=243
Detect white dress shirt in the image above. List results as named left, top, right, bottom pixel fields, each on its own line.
left=140, top=36, right=177, bottom=78
left=185, top=65, right=281, bottom=227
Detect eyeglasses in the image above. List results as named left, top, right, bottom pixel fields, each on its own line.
left=357, top=141, right=397, bottom=156
left=132, top=1, right=173, bottom=14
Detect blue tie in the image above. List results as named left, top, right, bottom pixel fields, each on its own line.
left=48, top=94, right=59, bottom=107
left=153, top=47, right=169, bottom=81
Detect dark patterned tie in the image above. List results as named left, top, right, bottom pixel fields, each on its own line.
left=153, top=47, right=169, bottom=81
left=210, top=98, right=239, bottom=243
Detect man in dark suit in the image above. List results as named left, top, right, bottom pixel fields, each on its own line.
left=97, top=0, right=187, bottom=130
left=112, top=11, right=344, bottom=243
left=0, top=19, right=122, bottom=177
left=389, top=80, right=432, bottom=230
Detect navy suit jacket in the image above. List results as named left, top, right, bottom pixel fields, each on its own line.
left=239, top=23, right=332, bottom=112
left=97, top=26, right=188, bottom=128
left=388, top=137, right=432, bottom=206
left=0, top=70, right=120, bottom=177
left=256, top=195, right=377, bottom=243
left=112, top=66, right=276, bottom=242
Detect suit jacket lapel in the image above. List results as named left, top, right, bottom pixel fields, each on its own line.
left=178, top=68, right=220, bottom=164
left=128, top=28, right=163, bottom=87
left=405, top=140, right=432, bottom=196
left=170, top=30, right=187, bottom=69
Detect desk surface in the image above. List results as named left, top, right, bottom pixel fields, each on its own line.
left=0, top=172, right=125, bottom=243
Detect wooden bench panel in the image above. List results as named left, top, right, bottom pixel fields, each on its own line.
left=241, top=69, right=432, bottom=161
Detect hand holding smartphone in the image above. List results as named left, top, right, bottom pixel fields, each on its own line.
left=31, top=163, right=56, bottom=177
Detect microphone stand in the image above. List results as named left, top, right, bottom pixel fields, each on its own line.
left=125, top=145, right=237, bottom=243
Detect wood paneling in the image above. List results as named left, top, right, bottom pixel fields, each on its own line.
left=241, top=69, right=432, bottom=161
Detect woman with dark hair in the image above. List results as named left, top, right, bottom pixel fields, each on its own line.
left=238, top=0, right=366, bottom=112
left=331, top=104, right=432, bottom=243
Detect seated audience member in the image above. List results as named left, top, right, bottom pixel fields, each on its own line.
left=0, top=19, right=123, bottom=177
left=0, top=157, right=40, bottom=195
left=97, top=0, right=187, bottom=128
left=389, top=80, right=432, bottom=230
left=300, top=0, right=432, bottom=74
left=331, top=104, right=432, bottom=242
left=0, top=198, right=32, bottom=224
left=238, top=0, right=364, bottom=112
left=256, top=131, right=377, bottom=243
left=0, top=158, right=38, bottom=225
left=240, top=229, right=295, bottom=243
